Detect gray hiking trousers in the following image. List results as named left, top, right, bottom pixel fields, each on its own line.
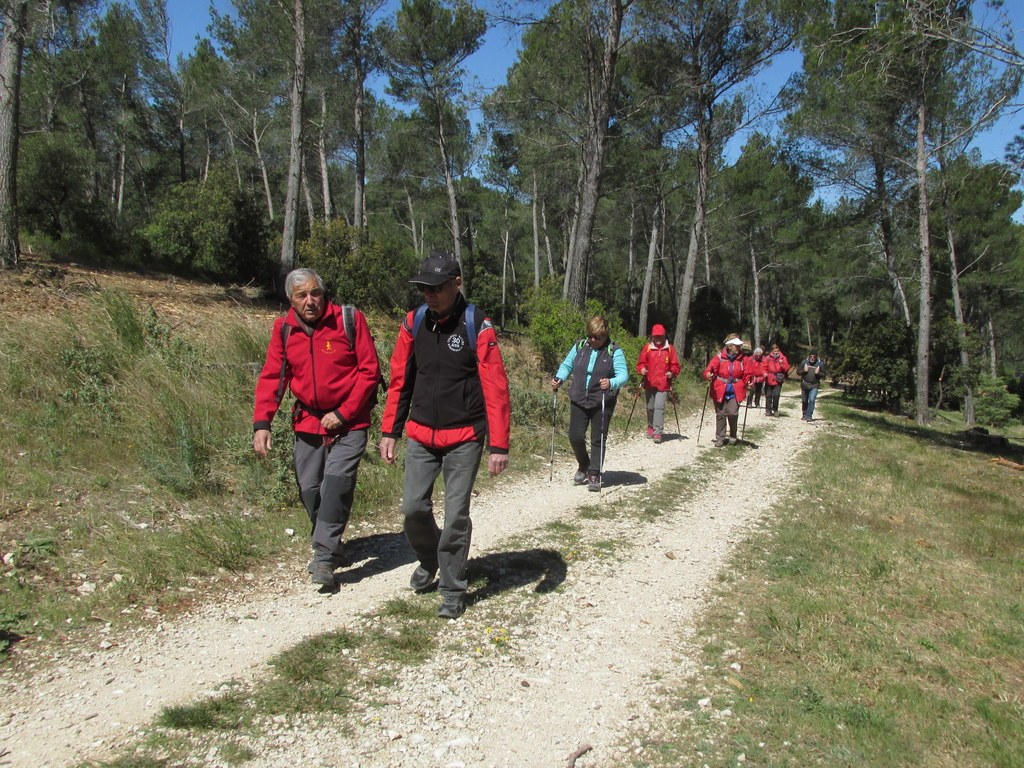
left=294, top=429, right=368, bottom=565
left=401, top=439, right=483, bottom=599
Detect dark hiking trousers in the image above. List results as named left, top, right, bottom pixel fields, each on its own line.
left=294, top=429, right=368, bottom=566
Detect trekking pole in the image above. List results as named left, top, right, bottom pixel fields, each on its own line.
left=741, top=396, right=750, bottom=441
left=696, top=383, right=710, bottom=444
left=671, top=389, right=681, bottom=436
left=549, top=389, right=557, bottom=482
left=599, top=391, right=606, bottom=492
left=623, top=386, right=640, bottom=437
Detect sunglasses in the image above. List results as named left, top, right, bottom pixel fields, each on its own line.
left=417, top=279, right=453, bottom=294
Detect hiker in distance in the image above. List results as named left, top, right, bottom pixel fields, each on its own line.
left=799, top=350, right=826, bottom=421
left=761, top=343, right=790, bottom=416
left=379, top=252, right=511, bottom=620
left=746, top=347, right=767, bottom=410
left=703, top=334, right=751, bottom=448
left=550, top=315, right=629, bottom=492
left=636, top=323, right=681, bottom=444
left=252, top=268, right=382, bottom=589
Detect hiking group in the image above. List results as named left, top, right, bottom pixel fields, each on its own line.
left=252, top=254, right=813, bottom=617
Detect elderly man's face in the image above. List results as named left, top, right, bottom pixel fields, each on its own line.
left=290, top=278, right=326, bottom=324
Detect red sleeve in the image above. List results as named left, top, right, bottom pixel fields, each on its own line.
left=635, top=345, right=649, bottom=374
left=379, top=311, right=416, bottom=437
left=337, top=309, right=382, bottom=424
left=668, top=346, right=681, bottom=376
left=477, top=322, right=511, bottom=453
left=252, top=317, right=287, bottom=431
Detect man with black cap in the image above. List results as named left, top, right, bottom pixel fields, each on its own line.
left=636, top=323, right=680, bottom=443
left=799, top=350, right=825, bottom=421
left=379, top=251, right=511, bottom=619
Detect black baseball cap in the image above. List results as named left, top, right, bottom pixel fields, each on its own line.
left=410, top=251, right=461, bottom=286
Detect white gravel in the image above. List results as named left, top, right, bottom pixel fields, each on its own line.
left=0, top=391, right=827, bottom=768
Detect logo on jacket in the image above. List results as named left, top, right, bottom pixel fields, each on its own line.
left=447, top=334, right=466, bottom=352
left=322, top=339, right=337, bottom=354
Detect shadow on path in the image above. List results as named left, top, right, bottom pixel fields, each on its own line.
left=466, top=548, right=568, bottom=607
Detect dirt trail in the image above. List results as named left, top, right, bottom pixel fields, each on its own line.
left=0, top=392, right=826, bottom=768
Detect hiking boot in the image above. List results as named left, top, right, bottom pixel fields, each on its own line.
left=653, top=433, right=663, bottom=444
left=311, top=562, right=335, bottom=587
left=437, top=594, right=465, bottom=619
left=573, top=470, right=588, bottom=485
left=729, top=436, right=738, bottom=445
left=410, top=564, right=438, bottom=592
left=587, top=472, right=601, bottom=492
left=307, top=550, right=345, bottom=574
left=713, top=438, right=726, bottom=448
left=645, top=427, right=655, bottom=439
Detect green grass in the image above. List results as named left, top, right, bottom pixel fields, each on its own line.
left=628, top=400, right=1024, bottom=768
left=0, top=289, right=563, bottom=656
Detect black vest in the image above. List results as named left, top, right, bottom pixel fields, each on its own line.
left=569, top=340, right=618, bottom=409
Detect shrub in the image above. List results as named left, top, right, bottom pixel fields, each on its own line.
left=973, top=375, right=1018, bottom=428
left=833, top=314, right=914, bottom=410
left=139, top=167, right=271, bottom=282
left=296, top=220, right=413, bottom=311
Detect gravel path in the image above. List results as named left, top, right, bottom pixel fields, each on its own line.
left=0, top=391, right=826, bottom=768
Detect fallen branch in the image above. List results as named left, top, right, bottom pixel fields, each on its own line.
left=566, top=743, right=593, bottom=768
left=989, top=456, right=1024, bottom=471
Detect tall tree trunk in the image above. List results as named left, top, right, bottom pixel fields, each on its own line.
left=672, top=116, right=711, bottom=355
left=874, top=156, right=912, bottom=325
left=987, top=315, right=997, bottom=375
left=280, top=0, right=306, bottom=275
left=501, top=217, right=509, bottom=327
left=0, top=0, right=27, bottom=268
left=352, top=48, right=366, bottom=232
left=938, top=156, right=974, bottom=426
left=435, top=113, right=462, bottom=271
left=302, top=154, right=315, bottom=232
left=318, top=91, right=333, bottom=222
left=914, top=97, right=932, bottom=426
left=542, top=201, right=555, bottom=276
left=405, top=187, right=419, bottom=255
left=564, top=0, right=629, bottom=307
left=750, top=238, right=761, bottom=350
left=638, top=202, right=659, bottom=338
left=252, top=112, right=274, bottom=220
left=532, top=173, right=540, bottom=289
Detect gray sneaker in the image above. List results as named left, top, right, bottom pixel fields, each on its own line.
left=437, top=594, right=464, bottom=619
left=573, top=470, right=588, bottom=485
left=410, top=564, right=438, bottom=592
left=713, top=438, right=726, bottom=448
left=311, top=562, right=335, bottom=587
left=587, top=472, right=601, bottom=492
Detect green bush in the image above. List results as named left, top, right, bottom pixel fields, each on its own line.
left=973, top=375, right=1018, bottom=428
left=296, top=220, right=413, bottom=311
left=17, top=131, right=95, bottom=240
left=833, top=313, right=914, bottom=410
left=139, top=167, right=271, bottom=282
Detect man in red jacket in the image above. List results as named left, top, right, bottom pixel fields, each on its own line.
left=252, top=268, right=381, bottom=589
left=636, top=323, right=681, bottom=444
left=379, top=252, right=511, bottom=620
left=703, top=334, right=749, bottom=447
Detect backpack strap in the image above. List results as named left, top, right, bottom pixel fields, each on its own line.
left=412, top=302, right=480, bottom=352
left=276, top=323, right=292, bottom=404
left=341, top=304, right=356, bottom=347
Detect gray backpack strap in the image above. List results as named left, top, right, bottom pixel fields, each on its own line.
left=276, top=323, right=292, bottom=403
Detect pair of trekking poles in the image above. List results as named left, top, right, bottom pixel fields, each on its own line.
left=695, top=381, right=750, bottom=444
left=622, top=385, right=681, bottom=438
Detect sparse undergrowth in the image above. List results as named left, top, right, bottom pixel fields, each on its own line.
left=628, top=402, right=1024, bottom=768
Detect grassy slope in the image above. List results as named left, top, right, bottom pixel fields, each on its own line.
left=631, top=401, right=1024, bottom=768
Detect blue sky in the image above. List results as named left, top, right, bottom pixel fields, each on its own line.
left=166, top=0, right=1022, bottom=165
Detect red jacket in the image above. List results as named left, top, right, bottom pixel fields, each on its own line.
left=636, top=340, right=681, bottom=392
left=380, top=297, right=510, bottom=453
left=762, top=351, right=790, bottom=386
left=703, top=349, right=749, bottom=403
left=747, top=353, right=766, bottom=383
left=253, top=303, right=381, bottom=434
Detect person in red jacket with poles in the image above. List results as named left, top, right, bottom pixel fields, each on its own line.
left=379, top=252, right=511, bottom=620
left=703, top=334, right=749, bottom=447
left=746, top=347, right=767, bottom=409
left=761, top=343, right=790, bottom=416
left=636, top=323, right=681, bottom=444
left=253, top=268, right=382, bottom=589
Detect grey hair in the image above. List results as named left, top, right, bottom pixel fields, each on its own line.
left=284, top=268, right=325, bottom=298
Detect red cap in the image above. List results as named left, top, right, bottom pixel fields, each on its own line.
left=651, top=324, right=666, bottom=336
